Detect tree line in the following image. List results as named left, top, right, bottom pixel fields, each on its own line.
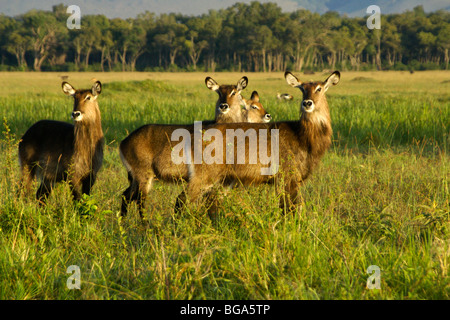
left=0, top=2, right=449, bottom=72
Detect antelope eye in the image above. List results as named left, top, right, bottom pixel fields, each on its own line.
left=251, top=105, right=258, bottom=109
left=85, top=95, right=91, bottom=100
left=316, top=87, right=322, bottom=92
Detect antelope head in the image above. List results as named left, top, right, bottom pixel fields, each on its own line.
left=285, top=71, right=340, bottom=124
left=62, top=81, right=102, bottom=123
left=242, top=91, right=272, bottom=123
left=205, top=76, right=248, bottom=122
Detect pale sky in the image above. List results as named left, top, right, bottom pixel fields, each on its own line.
left=0, top=0, right=303, bottom=18
left=0, top=0, right=448, bottom=19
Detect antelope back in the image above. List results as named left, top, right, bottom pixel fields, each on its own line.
left=242, top=91, right=271, bottom=123
left=205, top=76, right=248, bottom=123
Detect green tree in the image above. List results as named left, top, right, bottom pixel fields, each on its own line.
left=0, top=2, right=449, bottom=72
left=341, top=18, right=368, bottom=70
left=418, top=31, right=437, bottom=63
left=110, top=18, right=133, bottom=71
left=125, top=12, right=155, bottom=71
left=200, top=10, right=223, bottom=72
left=70, top=14, right=114, bottom=71
left=2, top=18, right=31, bottom=69
left=185, top=17, right=208, bottom=70
left=248, top=25, right=276, bottom=72
left=381, top=16, right=402, bottom=67
left=91, top=15, right=114, bottom=72
left=288, top=10, right=322, bottom=71
left=69, top=17, right=101, bottom=69
left=152, top=14, right=187, bottom=68
left=436, top=23, right=450, bottom=69
left=22, top=10, right=64, bottom=71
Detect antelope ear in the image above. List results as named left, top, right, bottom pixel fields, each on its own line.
left=285, top=71, right=302, bottom=88
left=62, top=82, right=76, bottom=96
left=205, top=77, right=219, bottom=91
left=91, top=81, right=102, bottom=96
left=323, top=71, right=340, bottom=91
left=237, top=76, right=248, bottom=92
left=250, top=91, right=259, bottom=102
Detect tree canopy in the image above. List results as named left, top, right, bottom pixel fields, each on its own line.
left=0, top=2, right=448, bottom=71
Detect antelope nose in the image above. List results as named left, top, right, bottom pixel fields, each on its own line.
left=71, top=111, right=81, bottom=119
left=303, top=100, right=313, bottom=107
left=219, top=103, right=229, bottom=111
left=265, top=114, right=272, bottom=120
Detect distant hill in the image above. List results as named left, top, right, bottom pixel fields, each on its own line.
left=322, top=0, right=450, bottom=16
left=0, top=0, right=448, bottom=19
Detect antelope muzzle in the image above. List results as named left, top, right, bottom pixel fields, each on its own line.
left=218, top=103, right=230, bottom=113
left=71, top=111, right=83, bottom=121
left=302, top=100, right=315, bottom=113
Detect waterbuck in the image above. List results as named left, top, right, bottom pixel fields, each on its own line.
left=120, top=76, right=271, bottom=218
left=18, top=81, right=104, bottom=203
left=175, top=71, right=340, bottom=214
left=205, top=76, right=248, bottom=123
left=277, top=93, right=293, bottom=101
left=242, top=91, right=272, bottom=123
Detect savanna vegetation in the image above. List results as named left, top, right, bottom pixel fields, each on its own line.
left=0, top=71, right=448, bottom=299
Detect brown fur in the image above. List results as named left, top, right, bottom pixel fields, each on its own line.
left=120, top=76, right=271, bottom=217
left=207, top=76, right=248, bottom=123
left=175, top=71, right=340, bottom=214
left=18, top=81, right=104, bottom=202
left=242, top=91, right=271, bottom=123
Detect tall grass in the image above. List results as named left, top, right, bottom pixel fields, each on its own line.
left=0, top=71, right=448, bottom=300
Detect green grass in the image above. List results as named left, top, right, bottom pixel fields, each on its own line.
left=0, top=71, right=448, bottom=300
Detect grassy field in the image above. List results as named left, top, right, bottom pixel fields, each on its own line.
left=0, top=71, right=448, bottom=300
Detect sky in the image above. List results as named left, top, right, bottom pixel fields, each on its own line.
left=0, top=0, right=449, bottom=19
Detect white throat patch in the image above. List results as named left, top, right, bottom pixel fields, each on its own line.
left=301, top=101, right=315, bottom=113
left=72, top=114, right=84, bottom=122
